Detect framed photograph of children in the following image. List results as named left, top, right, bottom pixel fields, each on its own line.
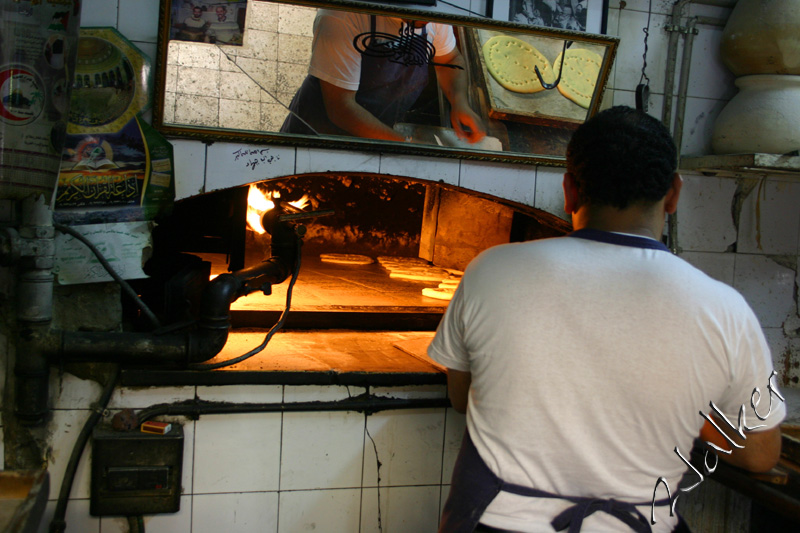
left=493, top=0, right=607, bottom=34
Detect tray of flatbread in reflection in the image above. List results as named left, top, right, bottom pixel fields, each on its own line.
left=468, top=28, right=605, bottom=127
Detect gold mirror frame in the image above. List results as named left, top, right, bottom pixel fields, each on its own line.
left=153, top=0, right=618, bottom=165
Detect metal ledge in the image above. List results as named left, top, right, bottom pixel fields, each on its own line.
left=680, top=154, right=800, bottom=178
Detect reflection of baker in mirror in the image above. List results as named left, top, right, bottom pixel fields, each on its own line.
left=280, top=10, right=486, bottom=144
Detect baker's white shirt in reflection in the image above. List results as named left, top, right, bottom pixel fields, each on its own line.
left=307, top=9, right=457, bottom=92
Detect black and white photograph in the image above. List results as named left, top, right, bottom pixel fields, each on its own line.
left=510, top=0, right=588, bottom=31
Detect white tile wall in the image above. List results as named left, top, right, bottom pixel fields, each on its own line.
left=193, top=412, right=282, bottom=493
left=361, top=485, right=442, bottom=532
left=533, top=166, right=569, bottom=221
left=363, top=408, right=446, bottom=486
left=460, top=160, right=537, bottom=206
left=280, top=411, right=366, bottom=490
left=733, top=254, right=797, bottom=329
left=194, top=492, right=279, bottom=533
left=676, top=173, right=737, bottom=253
left=278, top=488, right=361, bottom=533
left=379, top=154, right=461, bottom=187
left=20, top=1, right=799, bottom=532
left=737, top=177, right=800, bottom=256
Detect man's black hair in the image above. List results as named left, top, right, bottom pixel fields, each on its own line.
left=566, top=106, right=677, bottom=209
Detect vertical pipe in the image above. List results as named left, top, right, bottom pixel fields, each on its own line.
left=673, top=17, right=698, bottom=163
left=14, top=195, right=56, bottom=425
left=662, top=0, right=692, bottom=127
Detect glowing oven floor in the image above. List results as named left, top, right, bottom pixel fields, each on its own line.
left=203, top=254, right=453, bottom=311
left=197, top=254, right=449, bottom=374
left=206, top=330, right=443, bottom=375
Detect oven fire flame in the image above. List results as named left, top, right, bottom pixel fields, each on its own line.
left=246, top=185, right=309, bottom=234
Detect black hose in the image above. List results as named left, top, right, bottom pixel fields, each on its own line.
left=54, top=224, right=161, bottom=329
left=136, top=394, right=451, bottom=423
left=49, top=365, right=120, bottom=533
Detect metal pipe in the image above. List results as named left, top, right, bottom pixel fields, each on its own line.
left=14, top=195, right=56, bottom=425
left=673, top=17, right=698, bottom=161
left=662, top=0, right=693, bottom=128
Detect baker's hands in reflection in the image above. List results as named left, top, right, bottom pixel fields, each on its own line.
left=435, top=48, right=486, bottom=144
left=450, top=99, right=486, bottom=144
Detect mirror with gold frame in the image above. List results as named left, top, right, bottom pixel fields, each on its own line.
left=153, top=0, right=618, bottom=165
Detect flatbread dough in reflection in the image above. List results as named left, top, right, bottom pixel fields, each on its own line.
left=553, top=48, right=603, bottom=108
left=483, top=35, right=554, bottom=94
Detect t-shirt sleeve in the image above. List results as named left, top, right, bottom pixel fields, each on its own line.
left=307, top=11, right=362, bottom=91
left=431, top=23, right=457, bottom=58
left=428, top=283, right=471, bottom=371
left=715, top=299, right=786, bottom=432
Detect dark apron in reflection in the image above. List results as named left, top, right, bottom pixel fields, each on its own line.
left=280, top=16, right=429, bottom=136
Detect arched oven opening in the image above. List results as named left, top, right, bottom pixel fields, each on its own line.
left=139, top=173, right=570, bottom=376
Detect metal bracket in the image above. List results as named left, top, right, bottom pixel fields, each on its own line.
left=664, top=24, right=699, bottom=35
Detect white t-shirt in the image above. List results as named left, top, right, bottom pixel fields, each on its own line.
left=308, top=10, right=457, bottom=91
left=429, top=233, right=786, bottom=532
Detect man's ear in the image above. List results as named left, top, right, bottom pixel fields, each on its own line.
left=563, top=173, right=580, bottom=215
left=664, top=173, right=683, bottom=214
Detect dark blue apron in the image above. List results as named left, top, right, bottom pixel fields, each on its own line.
left=280, top=16, right=430, bottom=136
left=440, top=430, right=677, bottom=533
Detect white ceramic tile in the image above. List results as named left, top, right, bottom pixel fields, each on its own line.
left=205, top=142, right=296, bottom=192
left=363, top=408, right=445, bottom=487
left=533, top=166, right=569, bottom=222
left=108, top=385, right=195, bottom=409
left=614, top=10, right=674, bottom=98
left=675, top=173, right=737, bottom=253
left=678, top=251, right=736, bottom=287
left=38, top=499, right=99, bottom=533
left=193, top=492, right=279, bottom=533
left=685, top=23, right=735, bottom=101
left=459, top=160, right=536, bottom=205
left=676, top=97, right=728, bottom=157
left=280, top=411, right=365, bottom=490
left=284, top=384, right=365, bottom=402
left=193, top=412, right=281, bottom=493
left=738, top=178, right=800, bottom=256
left=370, top=384, right=447, bottom=400
left=607, top=0, right=675, bottom=15
left=46, top=410, right=94, bottom=500
left=172, top=139, right=207, bottom=200
left=361, top=485, right=441, bottom=533
left=196, top=384, right=283, bottom=403
left=118, top=0, right=160, bottom=43
left=442, top=408, right=467, bottom=484
left=99, top=495, right=192, bottom=532
left=51, top=370, right=102, bottom=409
left=294, top=148, right=381, bottom=175
left=733, top=254, right=797, bottom=329
left=379, top=154, right=460, bottom=187
left=80, top=0, right=119, bottom=27
left=277, top=488, right=361, bottom=533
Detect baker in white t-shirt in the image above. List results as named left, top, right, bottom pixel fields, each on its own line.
left=429, top=106, right=785, bottom=533
left=281, top=10, right=485, bottom=144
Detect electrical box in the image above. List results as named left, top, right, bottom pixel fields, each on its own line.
left=90, top=424, right=183, bottom=516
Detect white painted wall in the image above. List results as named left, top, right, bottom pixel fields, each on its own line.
left=1, top=0, right=796, bottom=532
